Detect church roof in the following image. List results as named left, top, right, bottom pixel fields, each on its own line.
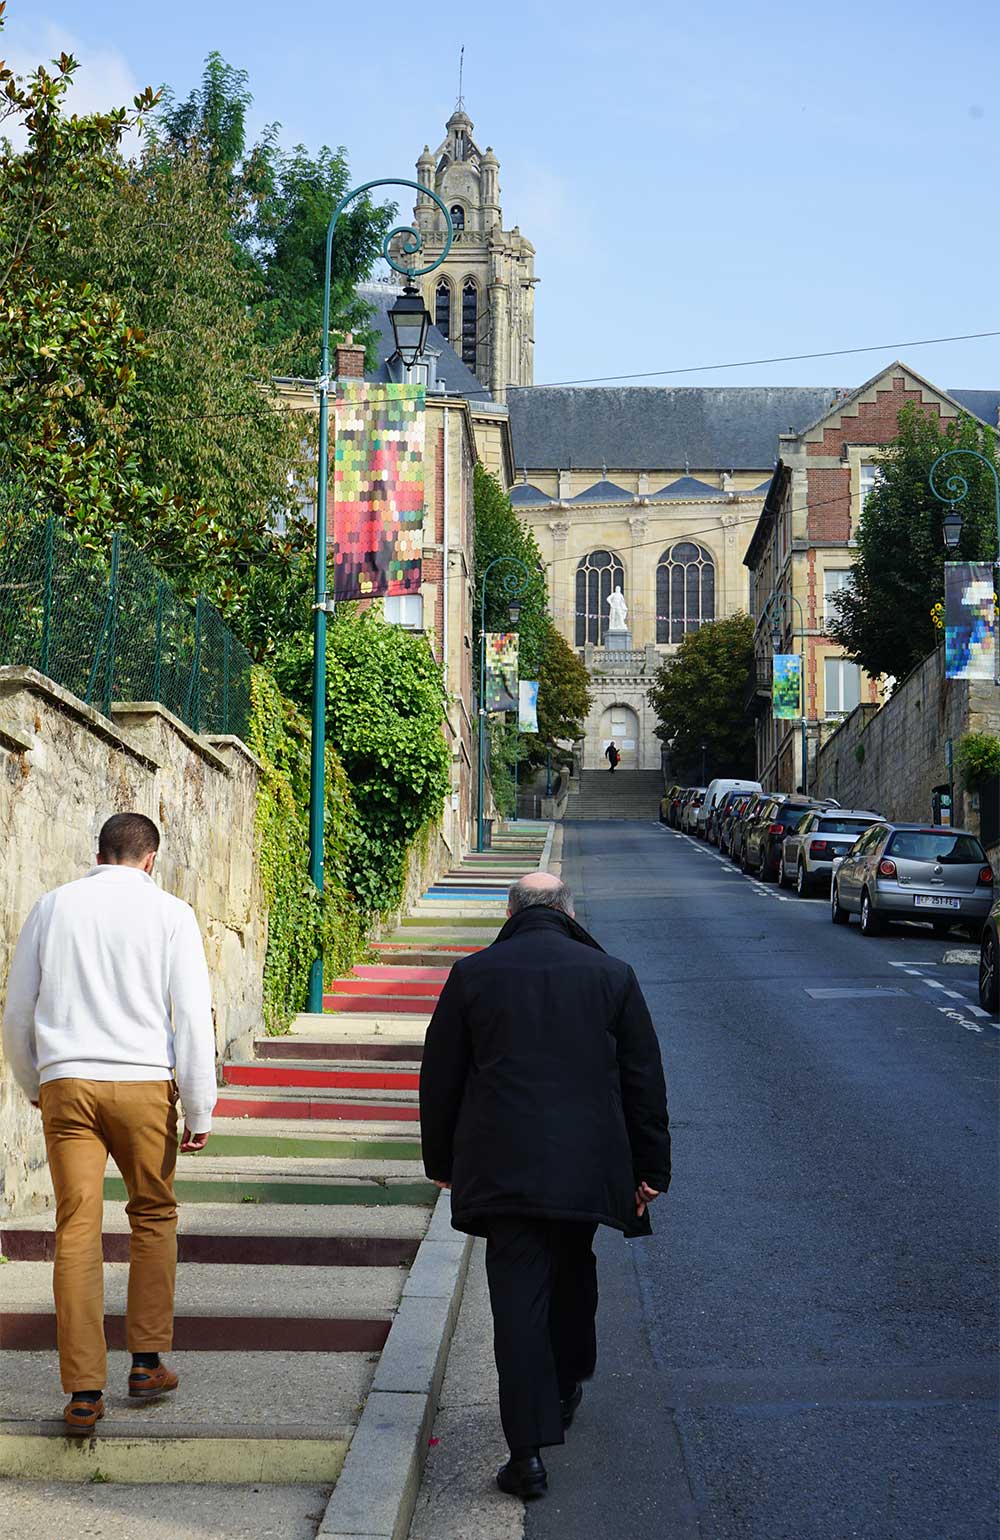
left=358, top=283, right=488, bottom=400
left=507, top=386, right=843, bottom=471
left=649, top=475, right=722, bottom=500
left=569, top=479, right=632, bottom=504
left=510, top=482, right=553, bottom=506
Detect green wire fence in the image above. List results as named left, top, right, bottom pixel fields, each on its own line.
left=0, top=514, right=253, bottom=741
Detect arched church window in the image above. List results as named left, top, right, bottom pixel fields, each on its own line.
left=449, top=204, right=466, bottom=231
left=435, top=282, right=450, bottom=340
left=656, top=542, right=715, bottom=644
left=575, top=550, right=625, bottom=647
left=461, top=280, right=478, bottom=368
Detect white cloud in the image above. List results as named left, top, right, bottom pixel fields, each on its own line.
left=2, top=16, right=143, bottom=151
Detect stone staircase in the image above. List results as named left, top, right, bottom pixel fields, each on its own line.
left=566, top=769, right=664, bottom=821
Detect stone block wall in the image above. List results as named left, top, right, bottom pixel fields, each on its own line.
left=811, top=648, right=1000, bottom=833
left=0, top=669, right=265, bottom=1218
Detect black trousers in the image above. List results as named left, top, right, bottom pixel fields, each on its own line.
left=485, top=1217, right=599, bottom=1452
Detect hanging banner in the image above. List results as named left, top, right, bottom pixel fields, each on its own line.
left=772, top=653, right=801, bottom=719
left=332, top=382, right=425, bottom=600
left=518, top=680, right=539, bottom=733
left=485, top=632, right=519, bottom=713
left=944, top=562, right=995, bottom=680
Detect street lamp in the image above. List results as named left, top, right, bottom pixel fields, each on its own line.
left=763, top=592, right=809, bottom=794
left=307, top=180, right=454, bottom=1013
left=477, top=556, right=531, bottom=852
left=929, top=448, right=1000, bottom=687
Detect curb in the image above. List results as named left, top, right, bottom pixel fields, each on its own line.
left=539, top=820, right=556, bottom=872
left=319, top=1190, right=472, bottom=1540
left=942, top=948, right=979, bottom=966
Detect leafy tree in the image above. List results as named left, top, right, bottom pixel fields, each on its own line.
left=325, top=608, right=450, bottom=914
left=519, top=621, right=592, bottom=769
left=647, top=613, right=756, bottom=780
left=827, top=404, right=999, bottom=681
left=474, top=465, right=549, bottom=672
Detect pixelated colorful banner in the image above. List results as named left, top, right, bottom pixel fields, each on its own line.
left=772, top=653, right=801, bottom=720
left=518, top=680, right=539, bottom=733
left=332, top=382, right=425, bottom=601
left=485, top=633, right=519, bottom=713
left=944, top=562, right=996, bottom=680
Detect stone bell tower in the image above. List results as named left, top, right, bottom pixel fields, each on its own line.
left=411, top=108, right=536, bottom=400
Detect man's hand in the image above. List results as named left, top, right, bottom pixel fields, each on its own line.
left=433, top=1180, right=451, bottom=1191
left=635, top=1181, right=660, bottom=1218
left=180, top=1127, right=210, bottom=1153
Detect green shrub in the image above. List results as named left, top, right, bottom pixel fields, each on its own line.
left=955, top=731, right=1000, bottom=789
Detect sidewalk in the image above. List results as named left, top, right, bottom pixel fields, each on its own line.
left=0, top=821, right=551, bottom=1540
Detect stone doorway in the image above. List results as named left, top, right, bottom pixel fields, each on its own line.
left=600, top=703, right=639, bottom=769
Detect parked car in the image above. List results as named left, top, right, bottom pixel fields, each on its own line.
left=680, top=789, right=707, bottom=834
left=831, top=824, right=995, bottom=937
left=660, top=783, right=684, bottom=825
left=703, top=778, right=763, bottom=845
left=979, top=896, right=1000, bottom=1013
left=741, top=795, right=818, bottom=881
left=729, top=791, right=768, bottom=865
left=719, top=791, right=754, bottom=856
left=668, top=787, right=690, bottom=828
left=779, top=808, right=883, bottom=895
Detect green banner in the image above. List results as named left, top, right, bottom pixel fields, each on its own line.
left=772, top=653, right=801, bottom=719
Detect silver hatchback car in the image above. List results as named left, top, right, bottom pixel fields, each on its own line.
left=831, top=823, right=995, bottom=937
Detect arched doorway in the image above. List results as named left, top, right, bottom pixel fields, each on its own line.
left=600, top=704, right=639, bottom=769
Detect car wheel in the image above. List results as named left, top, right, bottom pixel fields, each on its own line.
left=759, top=851, right=776, bottom=882
left=831, top=880, right=849, bottom=924
left=796, top=861, right=810, bottom=897
left=777, top=858, right=790, bottom=889
left=979, top=929, right=999, bottom=1013
left=860, top=889, right=885, bottom=936
left=740, top=848, right=750, bottom=875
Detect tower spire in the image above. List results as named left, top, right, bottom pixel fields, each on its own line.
left=456, top=44, right=465, bottom=111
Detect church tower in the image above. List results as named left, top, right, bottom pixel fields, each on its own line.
left=411, top=109, right=536, bottom=400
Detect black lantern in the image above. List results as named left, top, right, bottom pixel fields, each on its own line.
left=388, top=285, right=431, bottom=366
left=942, top=505, right=963, bottom=551
left=507, top=598, right=522, bottom=627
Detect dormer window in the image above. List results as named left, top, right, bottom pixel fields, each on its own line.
left=450, top=204, right=466, bottom=231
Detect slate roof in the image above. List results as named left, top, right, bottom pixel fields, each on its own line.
left=359, top=284, right=488, bottom=400
left=949, top=389, right=1000, bottom=427
left=509, top=483, right=553, bottom=506
left=569, top=479, right=632, bottom=504
left=507, top=386, right=843, bottom=471
left=649, top=475, right=722, bottom=500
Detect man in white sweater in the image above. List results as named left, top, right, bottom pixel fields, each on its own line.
left=2, top=812, right=217, bottom=1432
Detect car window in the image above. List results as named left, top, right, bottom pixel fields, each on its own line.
left=776, top=804, right=812, bottom=827
left=887, top=831, right=987, bottom=864
left=852, top=826, right=884, bottom=856
left=818, top=817, right=879, bottom=835
left=794, top=812, right=815, bottom=833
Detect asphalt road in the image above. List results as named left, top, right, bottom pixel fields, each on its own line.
left=526, top=820, right=999, bottom=1540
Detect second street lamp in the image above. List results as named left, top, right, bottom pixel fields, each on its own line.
left=929, top=447, right=1000, bottom=687
left=477, top=556, right=531, bottom=852
left=941, top=506, right=964, bottom=551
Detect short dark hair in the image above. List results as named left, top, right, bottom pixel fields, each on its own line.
left=98, top=813, right=161, bottom=864
left=508, top=878, right=574, bottom=915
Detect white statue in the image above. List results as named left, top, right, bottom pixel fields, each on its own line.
left=607, top=586, right=628, bottom=632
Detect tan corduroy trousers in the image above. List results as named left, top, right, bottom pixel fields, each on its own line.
left=39, top=1078, right=179, bottom=1391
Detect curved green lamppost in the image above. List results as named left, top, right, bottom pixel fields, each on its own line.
left=307, top=181, right=454, bottom=1012
left=929, top=448, right=1000, bottom=687
left=477, top=557, right=531, bottom=852
left=764, top=591, right=809, bottom=793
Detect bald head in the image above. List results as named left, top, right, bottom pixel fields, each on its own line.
left=507, top=872, right=575, bottom=918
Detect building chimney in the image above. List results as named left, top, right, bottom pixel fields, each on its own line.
left=334, top=332, right=366, bottom=380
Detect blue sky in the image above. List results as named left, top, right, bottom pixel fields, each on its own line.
left=7, top=0, right=999, bottom=390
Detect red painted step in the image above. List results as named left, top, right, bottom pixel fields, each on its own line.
left=352, top=966, right=450, bottom=982
left=216, top=1097, right=419, bottom=1122
left=224, top=1064, right=420, bottom=1091
left=326, top=979, right=443, bottom=1000
left=324, top=996, right=435, bottom=1015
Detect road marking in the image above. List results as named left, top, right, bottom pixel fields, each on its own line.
left=925, top=980, right=947, bottom=990
left=941, top=989, right=966, bottom=1000
left=936, top=1005, right=986, bottom=1034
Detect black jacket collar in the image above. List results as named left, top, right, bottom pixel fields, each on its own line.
left=492, top=905, right=605, bottom=953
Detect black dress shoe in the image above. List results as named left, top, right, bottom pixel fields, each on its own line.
left=560, top=1382, right=583, bottom=1428
left=496, top=1452, right=548, bottom=1500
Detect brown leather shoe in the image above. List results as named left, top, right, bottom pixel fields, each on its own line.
left=127, top=1361, right=179, bottom=1400
left=64, top=1394, right=104, bottom=1433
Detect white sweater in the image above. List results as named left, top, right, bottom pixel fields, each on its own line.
left=2, top=866, right=217, bottom=1132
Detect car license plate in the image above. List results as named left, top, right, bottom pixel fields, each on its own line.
left=913, top=896, right=961, bottom=910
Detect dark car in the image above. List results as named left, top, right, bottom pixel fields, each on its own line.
left=729, top=791, right=767, bottom=865
left=979, top=897, right=1000, bottom=1013
left=667, top=786, right=689, bottom=829
left=742, top=796, right=819, bottom=881
left=719, top=792, right=753, bottom=856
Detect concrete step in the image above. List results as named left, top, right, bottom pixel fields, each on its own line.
left=3, top=1199, right=430, bottom=1244
left=294, top=1010, right=430, bottom=1037
left=256, top=1036, right=424, bottom=1063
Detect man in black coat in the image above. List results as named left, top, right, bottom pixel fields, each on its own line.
left=419, top=871, right=671, bottom=1500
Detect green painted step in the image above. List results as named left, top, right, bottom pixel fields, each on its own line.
left=104, top=1177, right=436, bottom=1207
left=187, top=1134, right=422, bottom=1161
left=400, top=915, right=501, bottom=928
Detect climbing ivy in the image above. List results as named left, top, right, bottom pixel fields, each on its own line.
left=248, top=667, right=367, bottom=1033
left=326, top=608, right=450, bottom=914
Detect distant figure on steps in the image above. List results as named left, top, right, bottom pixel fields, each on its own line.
left=605, top=740, right=620, bottom=773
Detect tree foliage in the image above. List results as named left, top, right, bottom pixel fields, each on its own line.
left=827, top=405, right=1000, bottom=681
left=325, top=608, right=450, bottom=914
left=647, top=613, right=756, bottom=781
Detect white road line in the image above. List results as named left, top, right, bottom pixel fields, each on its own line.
left=942, top=989, right=966, bottom=1000
left=925, top=980, right=947, bottom=990
left=936, top=1005, right=986, bottom=1034
left=968, top=1004, right=992, bottom=1019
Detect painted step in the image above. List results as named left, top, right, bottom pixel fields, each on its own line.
left=104, top=1172, right=432, bottom=1203
left=325, top=978, right=443, bottom=999
left=323, top=995, right=434, bottom=1015
left=215, top=1096, right=420, bottom=1124
left=2, top=1224, right=419, bottom=1267
left=292, top=1011, right=430, bottom=1037
left=223, top=1063, right=420, bottom=1091
left=3, top=1198, right=429, bottom=1243
left=256, top=1037, right=424, bottom=1063
left=399, top=915, right=501, bottom=928
left=351, top=965, right=450, bottom=982
left=183, top=1131, right=423, bottom=1160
